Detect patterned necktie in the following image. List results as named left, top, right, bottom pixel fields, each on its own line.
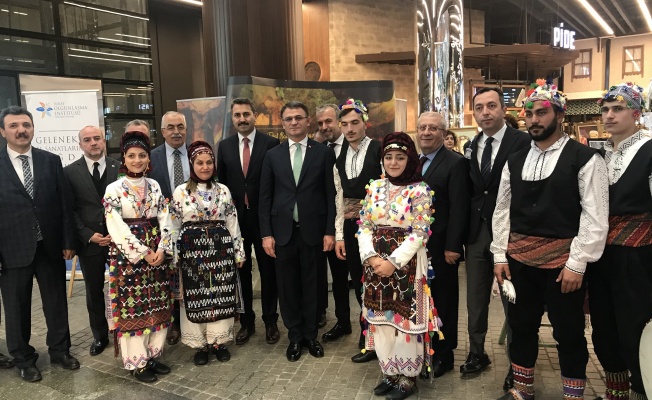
left=480, top=136, right=494, bottom=184
left=328, top=142, right=336, bottom=149
left=292, top=143, right=303, bottom=221
left=242, top=137, right=251, bottom=207
left=92, top=162, right=100, bottom=182
left=19, top=155, right=42, bottom=240
left=173, top=148, right=184, bottom=188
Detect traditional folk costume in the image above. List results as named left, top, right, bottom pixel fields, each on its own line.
left=103, top=132, right=175, bottom=378
left=170, top=141, right=245, bottom=364
left=357, top=132, right=439, bottom=399
left=589, top=83, right=652, bottom=400
left=490, top=82, right=609, bottom=400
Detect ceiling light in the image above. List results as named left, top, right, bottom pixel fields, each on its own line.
left=577, top=0, right=614, bottom=35
left=637, top=0, right=652, bottom=32
left=115, top=33, right=150, bottom=41
left=97, top=37, right=150, bottom=47
left=69, top=48, right=151, bottom=60
left=63, top=1, right=148, bottom=21
left=69, top=54, right=152, bottom=66
left=178, top=0, right=202, bottom=5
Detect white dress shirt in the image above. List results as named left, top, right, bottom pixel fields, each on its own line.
left=84, top=155, right=106, bottom=176
left=490, top=134, right=609, bottom=274
left=165, top=142, right=190, bottom=190
left=238, top=129, right=258, bottom=169
left=288, top=136, right=308, bottom=167
left=476, top=123, right=507, bottom=169
left=603, top=129, right=652, bottom=195
left=327, top=134, right=345, bottom=158
left=6, top=146, right=33, bottom=185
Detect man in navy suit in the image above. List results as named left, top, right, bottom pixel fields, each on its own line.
left=147, top=111, right=190, bottom=345
left=217, top=98, right=280, bottom=345
left=259, top=101, right=336, bottom=362
left=0, top=106, right=79, bottom=382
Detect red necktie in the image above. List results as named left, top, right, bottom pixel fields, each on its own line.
left=243, top=137, right=251, bottom=207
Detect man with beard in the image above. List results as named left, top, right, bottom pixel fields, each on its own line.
left=315, top=104, right=351, bottom=342
left=148, top=111, right=191, bottom=345
left=589, top=83, right=651, bottom=400
left=491, top=81, right=609, bottom=400
left=217, top=97, right=280, bottom=345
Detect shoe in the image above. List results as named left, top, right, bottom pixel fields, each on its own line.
left=89, top=338, right=109, bottom=356
left=373, top=377, right=396, bottom=395
left=213, top=345, right=231, bottom=362
left=19, top=365, right=42, bottom=382
left=194, top=348, right=209, bottom=366
left=385, top=384, right=417, bottom=399
left=419, top=364, right=430, bottom=380
left=147, top=359, right=170, bottom=375
left=305, top=339, right=324, bottom=358
left=265, top=323, right=280, bottom=344
left=0, top=352, right=14, bottom=369
left=460, top=352, right=491, bottom=374
left=235, top=326, right=255, bottom=345
left=318, top=313, right=327, bottom=328
left=286, top=342, right=302, bottom=362
left=50, top=353, right=80, bottom=370
left=351, top=350, right=377, bottom=363
left=322, top=322, right=352, bottom=342
left=132, top=366, right=157, bottom=383
left=166, top=325, right=181, bottom=345
left=503, top=367, right=514, bottom=391
left=431, top=359, right=454, bottom=378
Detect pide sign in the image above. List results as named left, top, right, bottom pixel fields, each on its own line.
left=553, top=23, right=575, bottom=50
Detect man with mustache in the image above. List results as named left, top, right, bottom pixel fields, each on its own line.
left=589, top=83, right=651, bottom=400
left=148, top=111, right=190, bottom=345
left=217, top=97, right=281, bottom=346
left=491, top=81, right=609, bottom=400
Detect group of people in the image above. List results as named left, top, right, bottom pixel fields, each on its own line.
left=0, top=78, right=648, bottom=400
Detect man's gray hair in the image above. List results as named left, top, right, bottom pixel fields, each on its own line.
left=315, top=104, right=340, bottom=118
left=161, top=111, right=186, bottom=127
left=78, top=125, right=104, bottom=140
left=418, top=111, right=447, bottom=129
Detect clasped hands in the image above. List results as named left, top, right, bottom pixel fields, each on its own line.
left=367, top=255, right=396, bottom=278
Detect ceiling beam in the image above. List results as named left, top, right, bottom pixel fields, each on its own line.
left=505, top=0, right=546, bottom=21
left=549, top=0, right=598, bottom=37
left=611, top=0, right=637, bottom=33
left=594, top=0, right=627, bottom=35
left=534, top=0, right=588, bottom=37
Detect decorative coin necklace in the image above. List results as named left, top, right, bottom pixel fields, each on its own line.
left=193, top=184, right=218, bottom=220
left=125, top=178, right=149, bottom=218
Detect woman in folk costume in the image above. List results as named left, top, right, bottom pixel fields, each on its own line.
left=103, top=131, right=175, bottom=383
left=358, top=132, right=440, bottom=400
left=171, top=141, right=245, bottom=366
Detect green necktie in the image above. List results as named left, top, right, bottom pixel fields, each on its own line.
left=293, top=142, right=302, bottom=221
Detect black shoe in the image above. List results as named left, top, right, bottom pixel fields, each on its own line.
left=503, top=367, right=514, bottom=391
left=286, top=342, right=302, bottom=362
left=385, top=384, right=417, bottom=399
left=147, top=359, right=170, bottom=375
left=460, top=352, right=491, bottom=374
left=305, top=340, right=324, bottom=358
left=132, top=366, right=157, bottom=383
left=235, top=326, right=255, bottom=345
left=213, top=345, right=230, bottom=362
left=265, top=323, right=280, bottom=344
left=194, top=348, right=209, bottom=366
left=166, top=325, right=180, bottom=345
left=19, top=365, right=42, bottom=382
left=89, top=338, right=109, bottom=356
left=431, top=359, right=454, bottom=378
left=351, top=350, right=377, bottom=363
left=50, top=353, right=80, bottom=370
left=373, top=378, right=396, bottom=395
left=322, top=322, right=352, bottom=342
left=419, top=364, right=430, bottom=380
left=318, top=313, right=327, bottom=328
left=0, top=352, right=14, bottom=369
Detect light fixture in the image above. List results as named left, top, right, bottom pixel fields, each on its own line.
left=115, top=33, right=150, bottom=41
left=637, top=0, right=652, bottom=32
left=577, top=0, right=614, bottom=35
left=69, top=54, right=152, bottom=66
left=63, top=1, right=148, bottom=21
left=178, top=0, right=202, bottom=5
left=69, top=48, right=151, bottom=60
left=97, top=37, right=150, bottom=47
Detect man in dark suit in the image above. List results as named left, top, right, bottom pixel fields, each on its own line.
left=63, top=125, right=119, bottom=356
left=463, top=88, right=530, bottom=387
left=0, top=106, right=80, bottom=382
left=147, top=112, right=190, bottom=345
left=259, top=101, right=336, bottom=362
left=217, top=97, right=280, bottom=345
left=416, top=111, right=471, bottom=378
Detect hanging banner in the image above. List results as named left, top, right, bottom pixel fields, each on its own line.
left=23, top=90, right=100, bottom=166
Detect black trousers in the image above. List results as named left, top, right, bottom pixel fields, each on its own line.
left=0, top=242, right=71, bottom=368
left=429, top=252, right=459, bottom=364
left=343, top=219, right=364, bottom=332
left=78, top=251, right=109, bottom=341
left=275, top=223, right=320, bottom=343
left=239, top=207, right=278, bottom=328
left=588, top=244, right=652, bottom=394
left=317, top=250, right=328, bottom=318
left=324, top=248, right=351, bottom=325
left=507, top=258, right=588, bottom=379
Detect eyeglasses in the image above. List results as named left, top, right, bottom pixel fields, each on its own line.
left=417, top=124, right=446, bottom=133
left=164, top=124, right=186, bottom=132
left=282, top=115, right=307, bottom=123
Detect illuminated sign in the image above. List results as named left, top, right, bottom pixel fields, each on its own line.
left=553, top=23, right=575, bottom=50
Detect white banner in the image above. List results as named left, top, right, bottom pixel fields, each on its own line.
left=24, top=90, right=100, bottom=166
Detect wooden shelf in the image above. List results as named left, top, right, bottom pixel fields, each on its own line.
left=355, top=51, right=415, bottom=65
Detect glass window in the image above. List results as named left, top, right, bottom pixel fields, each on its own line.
left=0, top=0, right=55, bottom=34
left=63, top=44, right=151, bottom=81
left=103, top=83, right=154, bottom=115
left=0, top=75, right=18, bottom=109
left=104, top=116, right=156, bottom=159
left=0, top=35, right=58, bottom=74
left=67, top=0, right=147, bottom=15
left=572, top=49, right=591, bottom=80
left=623, top=46, right=643, bottom=76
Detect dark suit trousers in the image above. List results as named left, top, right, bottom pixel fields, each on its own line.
left=324, top=249, right=350, bottom=325
left=343, top=219, right=364, bottom=332
left=429, top=252, right=459, bottom=363
left=239, top=208, right=278, bottom=328
left=0, top=242, right=71, bottom=368
left=275, top=223, right=320, bottom=343
left=78, top=251, right=109, bottom=341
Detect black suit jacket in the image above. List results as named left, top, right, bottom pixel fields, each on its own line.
left=0, top=147, right=75, bottom=268
left=421, top=147, right=471, bottom=258
left=64, top=156, right=120, bottom=256
left=148, top=144, right=187, bottom=199
left=467, top=125, right=531, bottom=242
left=259, top=139, right=336, bottom=247
left=217, top=131, right=280, bottom=228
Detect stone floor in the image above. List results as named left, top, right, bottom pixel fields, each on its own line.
left=0, top=264, right=607, bottom=400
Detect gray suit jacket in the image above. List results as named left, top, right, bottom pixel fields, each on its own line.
left=64, top=156, right=120, bottom=256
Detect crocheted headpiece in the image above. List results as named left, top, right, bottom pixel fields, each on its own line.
left=382, top=132, right=422, bottom=186
left=119, top=131, right=151, bottom=177
left=598, top=82, right=645, bottom=111
left=339, top=98, right=369, bottom=122
left=523, top=78, right=567, bottom=111
left=188, top=140, right=216, bottom=183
